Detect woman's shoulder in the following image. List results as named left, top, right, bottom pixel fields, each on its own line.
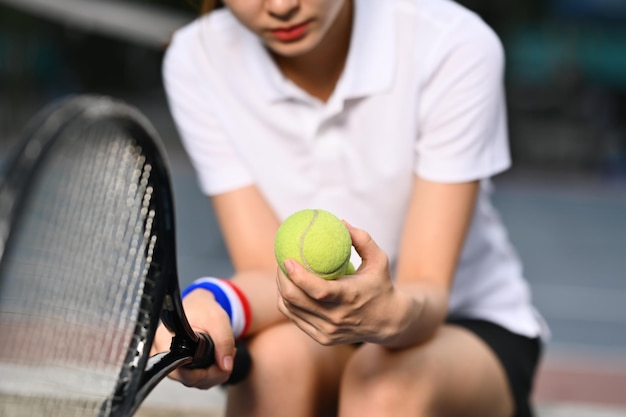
left=395, top=0, right=489, bottom=26
left=168, top=8, right=247, bottom=55
left=388, top=0, right=504, bottom=77
left=165, top=9, right=251, bottom=78
left=391, top=0, right=501, bottom=48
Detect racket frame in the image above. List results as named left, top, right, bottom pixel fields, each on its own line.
left=0, top=96, right=223, bottom=417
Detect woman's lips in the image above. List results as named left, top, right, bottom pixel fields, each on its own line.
left=271, top=22, right=309, bottom=42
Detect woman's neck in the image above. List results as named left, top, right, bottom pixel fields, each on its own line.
left=271, top=1, right=353, bottom=103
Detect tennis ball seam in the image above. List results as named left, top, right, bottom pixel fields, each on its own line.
left=298, top=209, right=318, bottom=274
left=298, top=209, right=350, bottom=279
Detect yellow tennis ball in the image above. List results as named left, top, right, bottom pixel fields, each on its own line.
left=274, top=209, right=353, bottom=280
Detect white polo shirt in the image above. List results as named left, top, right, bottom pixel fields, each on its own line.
left=163, top=0, right=547, bottom=338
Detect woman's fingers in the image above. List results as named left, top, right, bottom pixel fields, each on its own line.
left=183, top=289, right=236, bottom=373
left=344, top=221, right=387, bottom=271
left=148, top=289, right=238, bottom=388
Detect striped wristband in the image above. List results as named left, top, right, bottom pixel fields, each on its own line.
left=182, top=277, right=251, bottom=339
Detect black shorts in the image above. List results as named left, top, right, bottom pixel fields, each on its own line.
left=447, top=318, right=542, bottom=417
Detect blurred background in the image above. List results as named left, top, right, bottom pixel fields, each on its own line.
left=0, top=0, right=625, bottom=415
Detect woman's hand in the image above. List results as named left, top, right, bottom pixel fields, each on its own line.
left=150, top=289, right=237, bottom=389
left=276, top=222, right=415, bottom=346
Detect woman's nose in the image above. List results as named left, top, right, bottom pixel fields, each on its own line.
left=266, top=0, right=300, bottom=20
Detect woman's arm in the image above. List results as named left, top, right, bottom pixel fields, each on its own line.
left=151, top=185, right=287, bottom=387
left=211, top=185, right=288, bottom=334
left=275, top=175, right=478, bottom=350
left=387, top=175, right=478, bottom=348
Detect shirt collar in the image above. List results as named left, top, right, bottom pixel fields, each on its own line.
left=243, top=0, right=396, bottom=103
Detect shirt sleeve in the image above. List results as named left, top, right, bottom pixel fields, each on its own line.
left=162, top=24, right=254, bottom=195
left=414, top=16, right=511, bottom=183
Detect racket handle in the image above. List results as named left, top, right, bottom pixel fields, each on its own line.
left=192, top=333, right=252, bottom=385
left=227, top=341, right=252, bottom=385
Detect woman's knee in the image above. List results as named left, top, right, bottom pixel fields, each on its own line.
left=340, top=343, right=436, bottom=416
left=339, top=328, right=515, bottom=417
left=227, top=323, right=351, bottom=417
left=247, top=323, right=323, bottom=385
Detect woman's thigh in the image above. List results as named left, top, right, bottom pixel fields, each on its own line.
left=226, top=321, right=354, bottom=417
left=339, top=325, right=515, bottom=417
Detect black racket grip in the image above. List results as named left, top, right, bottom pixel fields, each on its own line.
left=191, top=333, right=252, bottom=385
left=227, top=341, right=252, bottom=385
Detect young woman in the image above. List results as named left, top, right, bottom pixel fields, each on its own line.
left=152, top=1, right=548, bottom=416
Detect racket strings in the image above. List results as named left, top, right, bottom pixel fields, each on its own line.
left=0, top=118, right=159, bottom=416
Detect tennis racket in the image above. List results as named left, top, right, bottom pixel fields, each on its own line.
left=0, top=95, right=251, bottom=417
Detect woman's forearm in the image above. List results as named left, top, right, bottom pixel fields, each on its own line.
left=379, top=280, right=449, bottom=350
left=230, top=269, right=288, bottom=336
